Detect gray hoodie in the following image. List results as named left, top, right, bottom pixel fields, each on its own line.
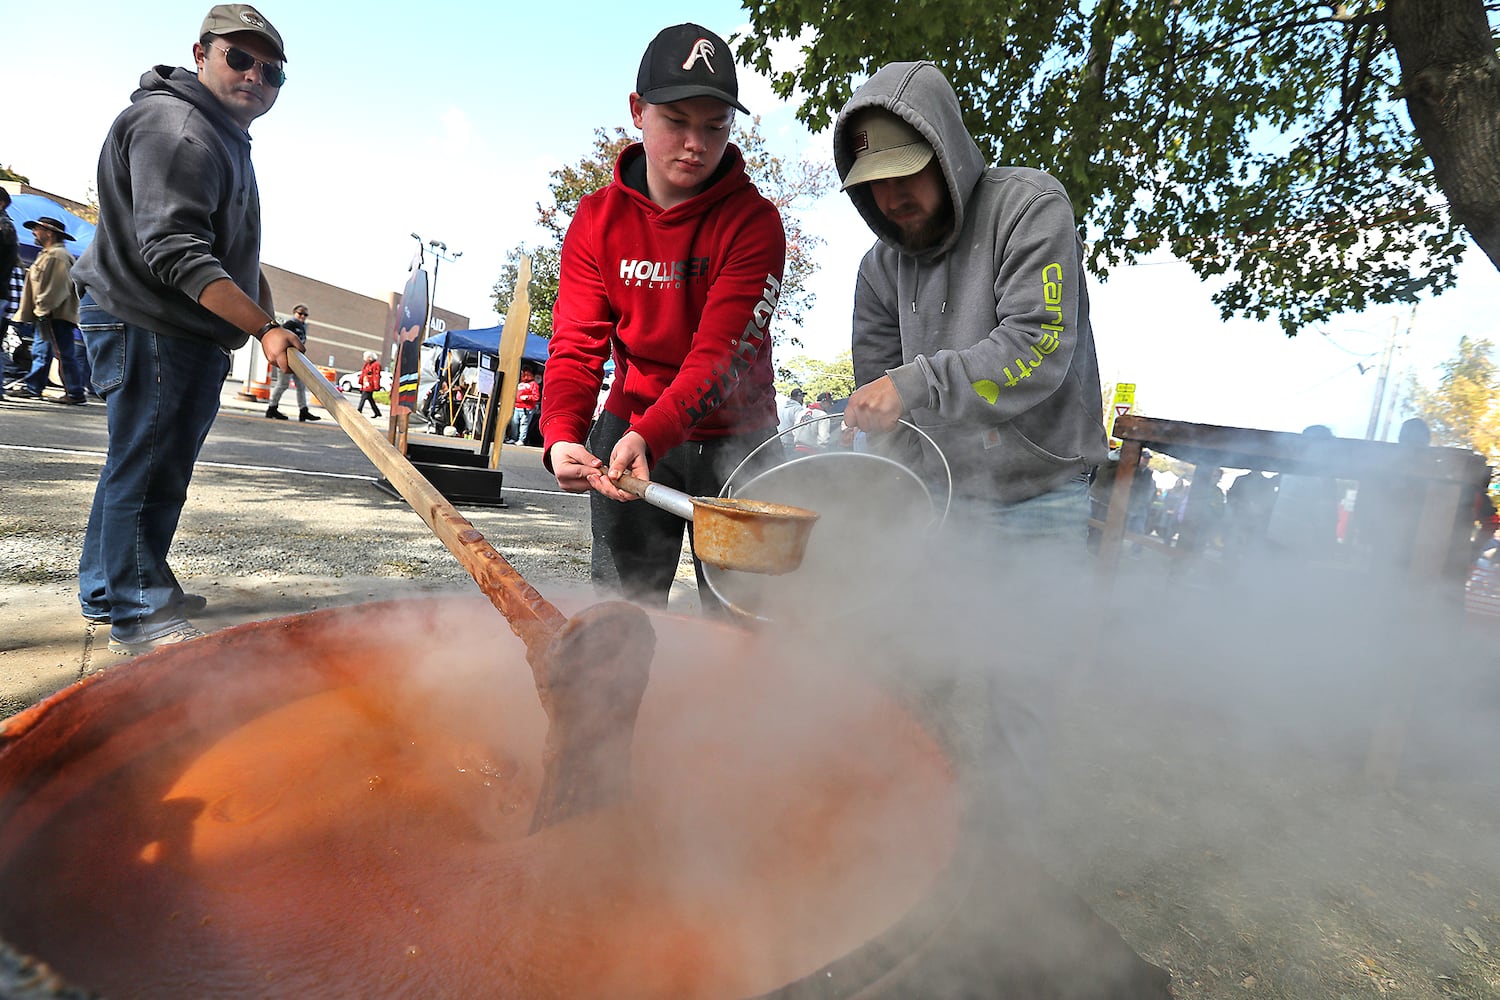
left=73, top=66, right=263, bottom=350
left=834, top=62, right=1106, bottom=505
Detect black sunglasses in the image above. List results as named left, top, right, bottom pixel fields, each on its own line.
left=212, top=42, right=286, bottom=88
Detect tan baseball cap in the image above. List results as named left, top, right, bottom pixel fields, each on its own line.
left=200, top=4, right=287, bottom=62
left=840, top=108, right=934, bottom=190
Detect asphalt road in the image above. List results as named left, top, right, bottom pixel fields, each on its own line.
left=0, top=381, right=697, bottom=719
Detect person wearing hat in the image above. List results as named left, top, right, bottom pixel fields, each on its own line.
left=11, top=217, right=87, bottom=404
left=541, top=23, right=785, bottom=614
left=828, top=71, right=1160, bottom=982
left=775, top=386, right=805, bottom=451
left=834, top=61, right=1106, bottom=547
left=265, top=302, right=319, bottom=421
left=71, top=4, right=301, bottom=655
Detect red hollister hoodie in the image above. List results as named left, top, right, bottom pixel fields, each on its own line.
left=542, top=143, right=786, bottom=466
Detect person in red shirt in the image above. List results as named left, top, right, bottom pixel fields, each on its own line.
left=508, top=367, right=540, bottom=444
left=542, top=22, right=786, bottom=612
left=355, top=350, right=382, bottom=418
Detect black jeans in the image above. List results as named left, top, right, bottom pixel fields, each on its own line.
left=588, top=410, right=778, bottom=616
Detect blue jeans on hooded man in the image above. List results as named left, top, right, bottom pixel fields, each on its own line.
left=76, top=296, right=230, bottom=644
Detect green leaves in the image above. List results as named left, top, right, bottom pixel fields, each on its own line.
left=1406, top=335, right=1500, bottom=462
left=739, top=0, right=1486, bottom=335
left=491, top=243, right=560, bottom=339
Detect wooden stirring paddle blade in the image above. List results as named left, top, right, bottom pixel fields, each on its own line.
left=529, top=601, right=656, bottom=833
left=285, top=349, right=655, bottom=835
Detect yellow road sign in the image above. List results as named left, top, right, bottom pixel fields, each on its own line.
left=1107, top=382, right=1136, bottom=450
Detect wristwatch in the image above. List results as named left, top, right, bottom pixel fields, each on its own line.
left=255, top=319, right=282, bottom=338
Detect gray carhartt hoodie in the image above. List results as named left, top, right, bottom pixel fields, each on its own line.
left=74, top=66, right=264, bottom=350
left=834, top=62, right=1106, bottom=505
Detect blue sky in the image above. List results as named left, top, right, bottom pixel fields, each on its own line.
left=9, top=1, right=1500, bottom=440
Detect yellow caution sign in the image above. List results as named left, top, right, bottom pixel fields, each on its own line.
left=1107, top=383, right=1136, bottom=450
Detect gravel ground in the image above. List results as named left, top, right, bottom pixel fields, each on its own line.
left=0, top=392, right=699, bottom=718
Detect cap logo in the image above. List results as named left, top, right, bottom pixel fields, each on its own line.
left=682, top=38, right=717, bottom=73
left=239, top=10, right=267, bottom=29
left=853, top=129, right=869, bottom=154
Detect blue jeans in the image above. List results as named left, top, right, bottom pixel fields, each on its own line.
left=23, top=318, right=87, bottom=398
left=512, top=406, right=533, bottom=445
left=587, top=410, right=779, bottom=615
left=73, top=327, right=93, bottom=390
left=963, top=475, right=1092, bottom=543
left=949, top=474, right=1094, bottom=574
left=77, top=297, right=231, bottom=642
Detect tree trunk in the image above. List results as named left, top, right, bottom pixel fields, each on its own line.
left=1387, top=0, right=1500, bottom=269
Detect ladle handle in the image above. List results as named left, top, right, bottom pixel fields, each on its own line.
left=615, top=473, right=696, bottom=522
left=287, top=349, right=567, bottom=656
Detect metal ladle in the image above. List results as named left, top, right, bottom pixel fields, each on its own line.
left=614, top=473, right=819, bottom=576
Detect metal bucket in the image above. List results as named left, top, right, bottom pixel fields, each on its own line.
left=705, top=418, right=951, bottom=623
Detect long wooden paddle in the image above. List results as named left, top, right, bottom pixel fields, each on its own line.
left=286, top=348, right=654, bottom=832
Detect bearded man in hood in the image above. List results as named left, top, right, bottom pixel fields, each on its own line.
left=829, top=62, right=1178, bottom=1000
left=835, top=62, right=1107, bottom=550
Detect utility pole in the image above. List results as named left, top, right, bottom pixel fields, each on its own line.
left=1375, top=305, right=1417, bottom=441
left=1365, top=314, right=1401, bottom=440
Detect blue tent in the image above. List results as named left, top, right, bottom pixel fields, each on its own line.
left=425, top=326, right=612, bottom=371
left=5, top=194, right=97, bottom=259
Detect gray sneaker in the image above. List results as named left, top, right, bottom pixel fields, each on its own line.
left=108, top=625, right=207, bottom=656
left=83, top=593, right=208, bottom=625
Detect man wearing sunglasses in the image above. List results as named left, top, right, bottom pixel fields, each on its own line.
left=265, top=303, right=320, bottom=421
left=72, top=4, right=299, bottom=656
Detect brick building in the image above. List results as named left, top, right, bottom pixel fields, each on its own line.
left=240, top=265, right=469, bottom=389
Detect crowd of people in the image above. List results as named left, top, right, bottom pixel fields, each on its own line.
left=0, top=192, right=94, bottom=406
left=0, top=8, right=1117, bottom=642
left=774, top=386, right=850, bottom=454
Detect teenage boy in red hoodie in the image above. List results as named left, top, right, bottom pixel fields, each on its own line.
left=542, top=23, right=786, bottom=612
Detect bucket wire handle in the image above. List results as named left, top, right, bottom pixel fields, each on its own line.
left=722, top=413, right=952, bottom=530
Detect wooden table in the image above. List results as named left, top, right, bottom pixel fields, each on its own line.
left=1096, top=415, right=1490, bottom=583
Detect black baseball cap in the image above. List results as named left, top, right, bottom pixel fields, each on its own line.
left=636, top=23, right=748, bottom=114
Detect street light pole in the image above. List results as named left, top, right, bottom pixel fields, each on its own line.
left=410, top=234, right=463, bottom=337
left=424, top=239, right=463, bottom=338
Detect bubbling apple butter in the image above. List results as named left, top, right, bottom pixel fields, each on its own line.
left=0, top=601, right=958, bottom=999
